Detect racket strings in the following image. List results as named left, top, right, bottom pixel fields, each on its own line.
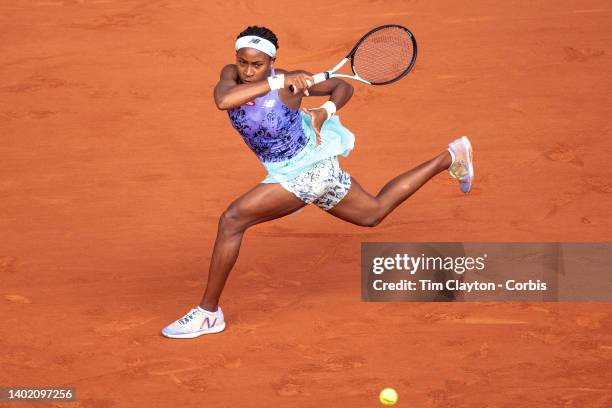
left=352, top=27, right=415, bottom=84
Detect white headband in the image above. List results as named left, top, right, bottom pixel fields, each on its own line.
left=235, top=35, right=277, bottom=58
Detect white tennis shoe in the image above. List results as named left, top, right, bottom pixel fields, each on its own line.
left=161, top=306, right=226, bottom=339
left=448, top=136, right=474, bottom=193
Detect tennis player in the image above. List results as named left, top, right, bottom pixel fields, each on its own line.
left=162, top=26, right=473, bottom=338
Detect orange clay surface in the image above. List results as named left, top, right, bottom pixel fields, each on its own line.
left=1, top=1, right=611, bottom=407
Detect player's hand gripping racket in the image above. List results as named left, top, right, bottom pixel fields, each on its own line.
left=289, top=24, right=417, bottom=93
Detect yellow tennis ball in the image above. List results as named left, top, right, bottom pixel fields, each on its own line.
left=379, top=388, right=398, bottom=406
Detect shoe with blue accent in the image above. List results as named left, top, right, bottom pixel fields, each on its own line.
left=448, top=136, right=474, bottom=193
left=161, top=306, right=226, bottom=339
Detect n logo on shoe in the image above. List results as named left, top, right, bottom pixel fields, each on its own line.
left=200, top=317, right=217, bottom=330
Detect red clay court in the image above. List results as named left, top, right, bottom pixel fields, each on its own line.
left=1, top=1, right=611, bottom=407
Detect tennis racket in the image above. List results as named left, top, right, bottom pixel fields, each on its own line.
left=289, top=24, right=417, bottom=92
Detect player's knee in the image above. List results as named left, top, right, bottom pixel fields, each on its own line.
left=218, top=206, right=246, bottom=234
left=364, top=217, right=382, bottom=228
left=348, top=206, right=384, bottom=228
left=364, top=205, right=385, bottom=227
left=360, top=212, right=383, bottom=228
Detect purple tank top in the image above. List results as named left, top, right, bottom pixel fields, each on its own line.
left=227, top=69, right=308, bottom=163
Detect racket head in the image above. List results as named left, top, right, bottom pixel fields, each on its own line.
left=347, top=24, right=417, bottom=85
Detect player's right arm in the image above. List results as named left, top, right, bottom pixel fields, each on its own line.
left=214, top=64, right=312, bottom=110
left=214, top=64, right=268, bottom=110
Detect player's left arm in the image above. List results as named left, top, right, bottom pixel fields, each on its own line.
left=287, top=70, right=353, bottom=145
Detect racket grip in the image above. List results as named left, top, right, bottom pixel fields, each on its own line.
left=312, top=72, right=327, bottom=84
left=288, top=72, right=329, bottom=93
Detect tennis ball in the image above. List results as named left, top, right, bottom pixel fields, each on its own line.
left=379, top=388, right=398, bottom=406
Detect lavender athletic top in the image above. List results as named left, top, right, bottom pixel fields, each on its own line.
left=227, top=68, right=355, bottom=183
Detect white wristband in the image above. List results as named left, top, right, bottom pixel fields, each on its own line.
left=267, top=74, right=285, bottom=91
left=321, top=100, right=337, bottom=120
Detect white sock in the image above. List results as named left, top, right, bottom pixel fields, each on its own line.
left=197, top=306, right=216, bottom=314
left=447, top=147, right=456, bottom=163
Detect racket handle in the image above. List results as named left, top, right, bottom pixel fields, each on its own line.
left=312, top=72, right=328, bottom=84
left=288, top=72, right=329, bottom=93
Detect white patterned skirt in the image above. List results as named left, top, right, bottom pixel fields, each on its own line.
left=280, top=156, right=352, bottom=211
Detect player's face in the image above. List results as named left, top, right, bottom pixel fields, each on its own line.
left=235, top=48, right=273, bottom=84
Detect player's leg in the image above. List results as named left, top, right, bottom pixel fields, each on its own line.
left=327, top=150, right=452, bottom=226
left=325, top=136, right=473, bottom=226
left=199, top=183, right=306, bottom=311
left=161, top=183, right=305, bottom=338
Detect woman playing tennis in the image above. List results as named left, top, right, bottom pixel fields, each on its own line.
left=162, top=26, right=474, bottom=338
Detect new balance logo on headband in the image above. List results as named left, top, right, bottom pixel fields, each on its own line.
left=236, top=35, right=277, bottom=58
